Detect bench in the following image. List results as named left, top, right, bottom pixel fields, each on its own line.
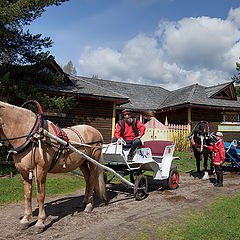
left=142, top=140, right=175, bottom=157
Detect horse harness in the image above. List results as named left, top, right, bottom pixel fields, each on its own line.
left=188, top=120, right=210, bottom=148
left=0, top=100, right=103, bottom=177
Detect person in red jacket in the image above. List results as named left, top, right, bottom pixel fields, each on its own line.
left=206, top=132, right=225, bottom=187
left=113, top=109, right=146, bottom=161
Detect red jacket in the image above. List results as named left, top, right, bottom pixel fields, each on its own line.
left=207, top=139, right=225, bottom=165
left=114, top=119, right=146, bottom=140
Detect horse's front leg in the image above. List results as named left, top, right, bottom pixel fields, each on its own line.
left=34, top=167, right=47, bottom=233
left=202, top=154, right=210, bottom=180
left=194, top=149, right=201, bottom=176
left=19, top=176, right=32, bottom=230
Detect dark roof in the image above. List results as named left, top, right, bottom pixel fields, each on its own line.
left=71, top=77, right=170, bottom=112
left=205, top=82, right=231, bottom=97
left=39, top=76, right=129, bottom=104
left=158, top=82, right=240, bottom=111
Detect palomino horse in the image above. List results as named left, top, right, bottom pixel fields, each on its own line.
left=0, top=100, right=106, bottom=233
left=189, top=121, right=213, bottom=179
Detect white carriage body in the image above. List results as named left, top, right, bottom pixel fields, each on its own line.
left=103, top=140, right=179, bottom=180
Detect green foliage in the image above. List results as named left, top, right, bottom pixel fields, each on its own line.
left=232, top=62, right=240, bottom=84
left=40, top=95, right=78, bottom=112
left=63, top=60, right=77, bottom=75
left=0, top=59, right=78, bottom=112
left=0, top=0, right=78, bottom=112
left=235, top=86, right=240, bottom=97
left=0, top=0, right=69, bottom=64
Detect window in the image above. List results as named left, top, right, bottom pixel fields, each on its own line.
left=223, top=112, right=239, bottom=122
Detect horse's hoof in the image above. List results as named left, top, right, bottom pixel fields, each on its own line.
left=18, top=222, right=29, bottom=230
left=84, top=203, right=93, bottom=213
left=34, top=225, right=45, bottom=234
left=202, top=172, right=209, bottom=180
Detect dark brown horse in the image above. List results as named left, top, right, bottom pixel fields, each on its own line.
left=189, top=121, right=213, bottom=179
left=0, top=101, right=106, bottom=233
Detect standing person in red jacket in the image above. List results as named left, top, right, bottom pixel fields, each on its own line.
left=206, top=132, right=225, bottom=187
left=113, top=109, right=146, bottom=161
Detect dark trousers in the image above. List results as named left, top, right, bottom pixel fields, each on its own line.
left=112, top=137, right=141, bottom=154
left=214, top=165, right=223, bottom=184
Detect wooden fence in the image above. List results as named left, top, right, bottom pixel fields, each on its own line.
left=141, top=117, right=190, bottom=152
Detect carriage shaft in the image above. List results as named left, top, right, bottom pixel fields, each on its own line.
left=42, top=129, right=135, bottom=188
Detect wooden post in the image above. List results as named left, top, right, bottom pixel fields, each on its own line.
left=187, top=106, right=191, bottom=133
left=111, top=101, right=116, bottom=139
left=187, top=106, right=191, bottom=147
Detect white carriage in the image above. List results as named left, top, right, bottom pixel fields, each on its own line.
left=102, top=140, right=180, bottom=200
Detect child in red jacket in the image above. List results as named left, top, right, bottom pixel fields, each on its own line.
left=206, top=132, right=225, bottom=187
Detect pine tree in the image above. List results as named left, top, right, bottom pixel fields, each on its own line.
left=0, top=0, right=69, bottom=64
left=232, top=61, right=240, bottom=97
left=0, top=0, right=78, bottom=112
left=63, top=61, right=77, bottom=75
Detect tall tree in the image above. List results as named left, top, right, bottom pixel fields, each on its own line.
left=63, top=60, right=77, bottom=75
left=0, top=0, right=68, bottom=64
left=0, top=0, right=78, bottom=113
left=232, top=61, right=240, bottom=97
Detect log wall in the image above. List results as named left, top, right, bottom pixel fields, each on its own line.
left=45, top=99, right=113, bottom=143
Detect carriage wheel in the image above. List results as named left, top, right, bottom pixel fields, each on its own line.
left=134, top=175, right=148, bottom=201
left=168, top=168, right=179, bottom=190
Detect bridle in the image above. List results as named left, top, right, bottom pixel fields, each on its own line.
left=188, top=121, right=210, bottom=152
left=0, top=100, right=44, bottom=154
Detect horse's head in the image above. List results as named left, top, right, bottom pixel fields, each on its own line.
left=193, top=124, right=208, bottom=152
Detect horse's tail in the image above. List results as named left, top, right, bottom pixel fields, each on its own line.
left=95, top=152, right=107, bottom=202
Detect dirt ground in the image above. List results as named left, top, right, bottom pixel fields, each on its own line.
left=1, top=170, right=240, bottom=240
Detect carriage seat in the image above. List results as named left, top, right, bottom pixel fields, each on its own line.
left=142, top=140, right=175, bottom=157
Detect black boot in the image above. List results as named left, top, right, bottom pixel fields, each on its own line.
left=214, top=173, right=223, bottom=187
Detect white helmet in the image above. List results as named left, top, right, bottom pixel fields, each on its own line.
left=215, top=132, right=223, bottom=137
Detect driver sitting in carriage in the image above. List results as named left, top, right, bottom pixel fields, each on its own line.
left=112, top=109, right=146, bottom=162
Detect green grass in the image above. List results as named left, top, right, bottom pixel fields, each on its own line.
left=130, top=192, right=240, bottom=240
left=155, top=191, right=240, bottom=240
left=173, top=151, right=204, bottom=173
left=0, top=173, right=86, bottom=205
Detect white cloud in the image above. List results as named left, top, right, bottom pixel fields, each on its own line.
left=227, top=7, right=240, bottom=26
left=78, top=7, right=240, bottom=90
left=157, top=16, right=240, bottom=69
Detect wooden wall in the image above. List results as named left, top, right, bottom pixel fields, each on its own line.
left=157, top=108, right=188, bottom=125
left=191, top=108, right=222, bottom=133
left=45, top=99, right=113, bottom=143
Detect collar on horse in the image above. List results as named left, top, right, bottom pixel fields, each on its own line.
left=0, top=100, right=44, bottom=154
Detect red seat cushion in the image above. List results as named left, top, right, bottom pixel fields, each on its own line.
left=143, top=140, right=174, bottom=156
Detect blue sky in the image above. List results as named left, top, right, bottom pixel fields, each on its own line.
left=28, top=0, right=240, bottom=90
